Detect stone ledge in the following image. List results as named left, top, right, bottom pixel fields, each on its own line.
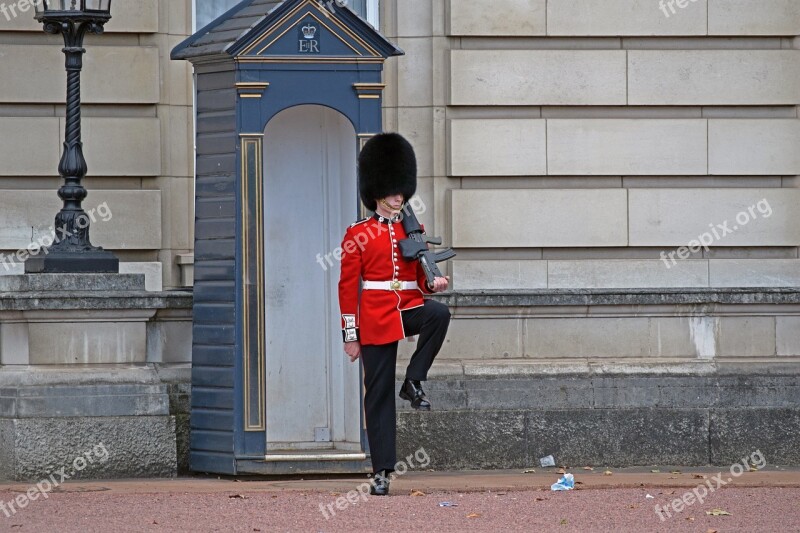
left=2, top=266, right=165, bottom=293
left=394, top=373, right=800, bottom=411
left=0, top=366, right=189, bottom=480
left=400, top=358, right=800, bottom=379
left=0, top=384, right=171, bottom=418
left=711, top=408, right=800, bottom=465
left=434, top=288, right=800, bottom=307
left=0, top=275, right=192, bottom=311
left=0, top=291, right=192, bottom=311
left=398, top=408, right=800, bottom=468
left=0, top=364, right=189, bottom=388
left=397, top=408, right=709, bottom=469
left=0, top=274, right=146, bottom=292
left=0, top=416, right=177, bottom=481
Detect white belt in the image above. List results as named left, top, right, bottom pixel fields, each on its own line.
left=363, top=280, right=419, bottom=291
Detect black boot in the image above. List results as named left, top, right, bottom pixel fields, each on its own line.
left=369, top=470, right=391, bottom=496
left=399, top=379, right=431, bottom=411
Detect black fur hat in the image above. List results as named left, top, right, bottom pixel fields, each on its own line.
left=358, top=133, right=417, bottom=212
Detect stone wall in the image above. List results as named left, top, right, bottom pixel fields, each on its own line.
left=394, top=291, right=800, bottom=468
left=384, top=6, right=800, bottom=467
left=0, top=274, right=192, bottom=481
left=381, top=0, right=800, bottom=291
left=0, top=0, right=194, bottom=289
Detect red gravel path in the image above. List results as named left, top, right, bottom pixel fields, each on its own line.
left=1, top=486, right=798, bottom=532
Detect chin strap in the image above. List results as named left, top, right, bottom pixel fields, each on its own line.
left=379, top=199, right=403, bottom=213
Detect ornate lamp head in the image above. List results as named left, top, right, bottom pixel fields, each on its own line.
left=34, top=0, right=111, bottom=37
left=34, top=0, right=111, bottom=20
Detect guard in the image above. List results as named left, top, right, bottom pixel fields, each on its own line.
left=338, top=133, right=451, bottom=496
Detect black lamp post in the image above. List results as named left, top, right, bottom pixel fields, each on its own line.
left=26, top=0, right=118, bottom=274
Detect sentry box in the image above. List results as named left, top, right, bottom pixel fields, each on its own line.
left=172, top=0, right=402, bottom=475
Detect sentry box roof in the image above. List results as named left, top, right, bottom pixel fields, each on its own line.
left=172, top=0, right=402, bottom=63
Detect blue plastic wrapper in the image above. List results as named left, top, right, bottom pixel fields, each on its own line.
left=550, top=473, right=575, bottom=491
left=438, top=501, right=459, bottom=507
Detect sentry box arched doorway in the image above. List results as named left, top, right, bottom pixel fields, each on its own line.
left=172, top=0, right=402, bottom=475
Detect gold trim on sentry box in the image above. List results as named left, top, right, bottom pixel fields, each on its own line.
left=241, top=0, right=380, bottom=58
left=241, top=136, right=266, bottom=432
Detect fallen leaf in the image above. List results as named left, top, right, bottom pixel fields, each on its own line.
left=693, top=474, right=707, bottom=479
left=557, top=468, right=566, bottom=474
left=229, top=494, right=248, bottom=499
left=467, top=513, right=481, bottom=519
left=749, top=466, right=758, bottom=472
left=559, top=519, right=568, bottom=526
left=583, top=466, right=594, bottom=471
left=535, top=497, right=547, bottom=501
left=410, top=490, right=426, bottom=497
left=629, top=505, right=636, bottom=509
left=650, top=469, right=660, bottom=473
left=671, top=470, right=682, bottom=474
left=706, top=509, right=731, bottom=517
left=271, top=495, right=277, bottom=499
left=686, top=517, right=695, bottom=522
left=575, top=481, right=584, bottom=485
left=523, top=468, right=536, bottom=474
left=603, top=470, right=613, bottom=476
left=707, top=530, right=718, bottom=533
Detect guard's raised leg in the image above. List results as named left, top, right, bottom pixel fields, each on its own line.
left=399, top=300, right=451, bottom=409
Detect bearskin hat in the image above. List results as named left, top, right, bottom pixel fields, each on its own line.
left=358, top=133, right=417, bottom=212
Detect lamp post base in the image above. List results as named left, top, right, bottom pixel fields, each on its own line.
left=25, top=250, right=119, bottom=274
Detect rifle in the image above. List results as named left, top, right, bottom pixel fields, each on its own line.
left=399, top=204, right=456, bottom=289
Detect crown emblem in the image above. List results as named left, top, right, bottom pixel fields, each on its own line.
left=301, top=24, right=317, bottom=39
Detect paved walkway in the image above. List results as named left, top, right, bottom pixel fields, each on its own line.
left=1, top=466, right=798, bottom=532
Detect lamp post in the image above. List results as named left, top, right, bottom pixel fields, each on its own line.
left=26, top=0, right=118, bottom=273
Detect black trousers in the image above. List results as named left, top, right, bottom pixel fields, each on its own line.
left=360, top=299, right=451, bottom=474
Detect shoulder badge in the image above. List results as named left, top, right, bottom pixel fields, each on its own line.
left=349, top=217, right=369, bottom=228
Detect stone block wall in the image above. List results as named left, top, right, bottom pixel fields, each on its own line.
left=396, top=371, right=800, bottom=468
left=0, top=0, right=194, bottom=289
left=381, top=0, right=800, bottom=292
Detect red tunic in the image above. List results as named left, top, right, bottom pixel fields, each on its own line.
left=338, top=213, right=432, bottom=346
